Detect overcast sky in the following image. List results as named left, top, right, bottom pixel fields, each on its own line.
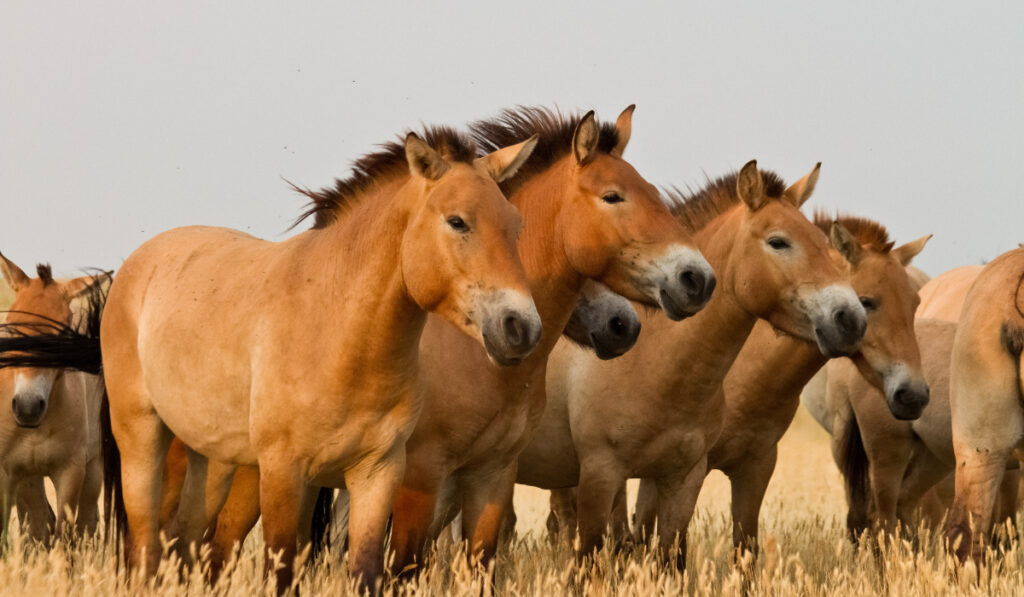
left=2, top=1, right=1021, bottom=278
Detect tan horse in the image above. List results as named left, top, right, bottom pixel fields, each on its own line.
left=917, top=265, right=985, bottom=322
left=823, top=318, right=957, bottom=536
left=101, top=127, right=542, bottom=591
left=946, top=247, right=1024, bottom=563
left=0, top=254, right=105, bottom=541
left=151, top=108, right=707, bottom=581
left=518, top=161, right=866, bottom=567
left=159, top=279, right=645, bottom=573
left=625, top=215, right=931, bottom=551
left=385, top=107, right=712, bottom=576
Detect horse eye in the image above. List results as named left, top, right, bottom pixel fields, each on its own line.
left=446, top=216, right=469, bottom=232
left=859, top=296, right=879, bottom=312
left=601, top=193, right=625, bottom=204
left=767, top=237, right=791, bottom=250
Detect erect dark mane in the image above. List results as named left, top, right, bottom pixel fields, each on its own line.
left=813, top=211, right=893, bottom=253
left=469, top=106, right=619, bottom=194
left=292, top=126, right=478, bottom=229
left=36, top=264, right=54, bottom=286
left=664, top=170, right=788, bottom=234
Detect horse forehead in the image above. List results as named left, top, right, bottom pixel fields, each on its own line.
left=435, top=166, right=505, bottom=207
left=9, top=284, right=69, bottom=322
left=577, top=155, right=651, bottom=193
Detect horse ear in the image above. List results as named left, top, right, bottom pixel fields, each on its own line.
left=475, top=134, right=538, bottom=183
left=0, top=251, right=31, bottom=291
left=572, top=111, right=600, bottom=167
left=891, top=234, right=932, bottom=266
left=610, top=104, right=635, bottom=158
left=784, top=162, right=821, bottom=207
left=405, top=133, right=450, bottom=181
left=830, top=221, right=864, bottom=267
left=736, top=160, right=767, bottom=211
left=59, top=275, right=105, bottom=300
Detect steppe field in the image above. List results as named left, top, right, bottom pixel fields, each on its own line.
left=2, top=406, right=1022, bottom=597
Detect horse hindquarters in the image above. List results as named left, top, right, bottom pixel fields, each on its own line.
left=947, top=328, right=1024, bottom=562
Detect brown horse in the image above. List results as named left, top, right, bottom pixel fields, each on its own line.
left=633, top=214, right=930, bottom=550
left=100, top=127, right=541, bottom=591
left=552, top=215, right=930, bottom=548
left=152, top=108, right=703, bottom=582
left=946, top=247, right=1024, bottom=563
left=158, top=278, right=645, bottom=574
left=518, top=161, right=865, bottom=567
left=0, top=254, right=106, bottom=541
left=385, top=106, right=712, bottom=576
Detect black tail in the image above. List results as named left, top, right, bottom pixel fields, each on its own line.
left=837, top=408, right=871, bottom=541
left=309, top=487, right=334, bottom=560
left=101, top=388, right=126, bottom=551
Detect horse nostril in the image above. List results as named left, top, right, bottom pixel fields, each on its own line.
left=608, top=316, right=627, bottom=338
left=503, top=314, right=525, bottom=348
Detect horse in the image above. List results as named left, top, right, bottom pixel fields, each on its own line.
left=946, top=247, right=1024, bottom=563
left=0, top=254, right=106, bottom=542
left=822, top=317, right=959, bottom=537
left=145, top=107, right=709, bottom=582
left=618, top=214, right=930, bottom=552
left=156, top=278, right=645, bottom=575
left=516, top=161, right=866, bottom=568
left=916, top=265, right=985, bottom=322
left=97, top=126, right=542, bottom=592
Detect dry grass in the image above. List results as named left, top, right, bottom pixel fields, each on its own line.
left=2, top=407, right=1022, bottom=596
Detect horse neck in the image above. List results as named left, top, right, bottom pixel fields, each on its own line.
left=507, top=162, right=587, bottom=368
left=650, top=207, right=762, bottom=401
left=725, top=322, right=827, bottom=419
left=286, top=179, right=426, bottom=376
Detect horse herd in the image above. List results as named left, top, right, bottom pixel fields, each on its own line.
left=0, top=105, right=1021, bottom=593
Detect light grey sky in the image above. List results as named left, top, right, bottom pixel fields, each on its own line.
left=2, top=1, right=1021, bottom=277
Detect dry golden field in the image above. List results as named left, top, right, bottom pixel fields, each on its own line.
left=2, top=406, right=1023, bottom=596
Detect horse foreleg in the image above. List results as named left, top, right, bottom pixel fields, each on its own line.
left=632, top=478, right=657, bottom=543
left=258, top=461, right=308, bottom=595
left=389, top=464, right=443, bottom=579
left=575, top=457, right=625, bottom=562
left=547, top=487, right=578, bottom=540
left=52, top=461, right=86, bottom=542
left=347, top=447, right=405, bottom=594
left=654, top=457, right=706, bottom=572
left=209, top=465, right=261, bottom=581
left=15, top=476, right=53, bottom=543
left=77, top=454, right=104, bottom=537
left=458, top=463, right=516, bottom=572
left=726, top=445, right=778, bottom=555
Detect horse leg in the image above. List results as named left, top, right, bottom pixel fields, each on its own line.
left=655, top=457, right=706, bottom=572
left=51, top=461, right=86, bottom=542
left=258, top=459, right=308, bottom=594
left=575, top=457, right=626, bottom=562
left=867, top=446, right=912, bottom=538
left=158, top=438, right=188, bottom=530
left=77, top=453, right=104, bottom=536
left=609, top=483, right=630, bottom=545
left=458, top=463, right=517, bottom=572
left=632, top=478, right=658, bottom=544
left=546, top=488, right=578, bottom=540
left=346, top=446, right=405, bottom=594
left=114, top=414, right=173, bottom=576
left=726, top=445, right=778, bottom=555
left=896, top=450, right=950, bottom=530
left=209, top=465, right=262, bottom=581
left=995, top=469, right=1019, bottom=531
left=170, top=447, right=235, bottom=564
left=15, top=476, right=53, bottom=543
left=389, top=467, right=444, bottom=579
